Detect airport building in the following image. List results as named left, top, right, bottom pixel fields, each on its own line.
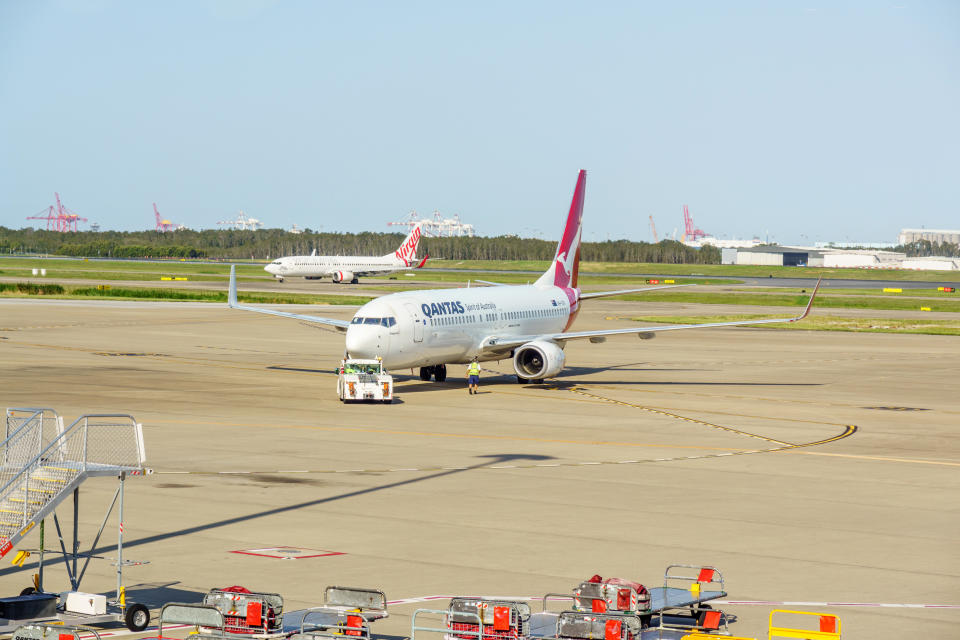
left=722, top=245, right=827, bottom=267
left=722, top=246, right=958, bottom=270
left=901, top=256, right=960, bottom=270
left=898, top=228, right=960, bottom=244
left=823, top=250, right=906, bottom=268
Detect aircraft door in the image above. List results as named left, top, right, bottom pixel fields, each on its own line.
left=405, top=303, right=424, bottom=342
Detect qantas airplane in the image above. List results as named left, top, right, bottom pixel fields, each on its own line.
left=264, top=222, right=427, bottom=283
left=230, top=170, right=819, bottom=383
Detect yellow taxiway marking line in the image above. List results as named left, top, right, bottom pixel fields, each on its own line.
left=795, top=451, right=960, bottom=467
left=153, top=387, right=857, bottom=476
left=560, top=385, right=797, bottom=446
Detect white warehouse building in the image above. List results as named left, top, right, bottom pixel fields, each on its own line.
left=723, top=246, right=959, bottom=271
left=898, top=229, right=960, bottom=245
left=823, top=250, right=905, bottom=268
left=725, top=246, right=827, bottom=267
left=901, top=257, right=960, bottom=271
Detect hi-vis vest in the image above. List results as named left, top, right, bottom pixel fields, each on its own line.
left=468, top=362, right=480, bottom=375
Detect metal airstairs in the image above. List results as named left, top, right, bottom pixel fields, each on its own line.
left=0, top=408, right=147, bottom=558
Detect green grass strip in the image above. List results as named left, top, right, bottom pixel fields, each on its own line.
left=627, top=314, right=960, bottom=336
left=426, top=259, right=960, bottom=282
left=615, top=290, right=960, bottom=312
left=0, top=283, right=370, bottom=306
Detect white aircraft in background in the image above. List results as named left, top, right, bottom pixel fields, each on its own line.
left=265, top=223, right=427, bottom=283
left=230, top=170, right=820, bottom=383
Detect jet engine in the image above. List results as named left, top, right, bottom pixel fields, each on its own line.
left=333, top=271, right=355, bottom=283
left=513, top=340, right=566, bottom=381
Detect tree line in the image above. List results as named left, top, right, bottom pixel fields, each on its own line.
left=0, top=226, right=720, bottom=264
left=894, top=240, right=960, bottom=258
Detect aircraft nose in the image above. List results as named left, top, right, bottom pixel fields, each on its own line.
left=264, top=264, right=276, bottom=274
left=345, top=327, right=379, bottom=359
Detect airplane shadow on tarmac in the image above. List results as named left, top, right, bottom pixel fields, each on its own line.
left=0, top=454, right=557, bottom=582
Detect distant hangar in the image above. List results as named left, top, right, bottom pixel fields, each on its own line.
left=723, top=246, right=960, bottom=270
left=722, top=246, right=832, bottom=267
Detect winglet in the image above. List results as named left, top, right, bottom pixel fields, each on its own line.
left=797, top=276, right=822, bottom=321
left=415, top=254, right=429, bottom=269
left=228, top=265, right=238, bottom=307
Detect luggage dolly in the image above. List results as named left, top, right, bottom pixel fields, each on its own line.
left=679, top=609, right=842, bottom=640
left=649, top=565, right=731, bottom=635
left=141, top=603, right=235, bottom=640
left=412, top=602, right=651, bottom=640
left=293, top=586, right=389, bottom=639
left=199, top=587, right=286, bottom=639
left=11, top=624, right=103, bottom=640
left=538, top=564, right=732, bottom=637
left=412, top=595, right=721, bottom=640
left=445, top=598, right=531, bottom=640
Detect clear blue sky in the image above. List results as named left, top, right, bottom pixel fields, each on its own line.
left=1, top=1, right=957, bottom=244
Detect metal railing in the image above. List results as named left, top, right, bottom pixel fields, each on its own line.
left=1, top=408, right=62, bottom=484
left=159, top=603, right=227, bottom=638
left=0, top=414, right=145, bottom=543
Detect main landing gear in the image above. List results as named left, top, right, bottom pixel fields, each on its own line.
left=419, top=364, right=447, bottom=382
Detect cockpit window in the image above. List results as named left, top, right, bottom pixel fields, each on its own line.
left=351, top=316, right=397, bottom=327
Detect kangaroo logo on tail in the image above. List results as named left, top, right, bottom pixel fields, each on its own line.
left=395, top=223, right=423, bottom=265
left=536, top=170, right=586, bottom=290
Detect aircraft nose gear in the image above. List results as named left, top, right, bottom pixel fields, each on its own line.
left=419, top=364, right=447, bottom=382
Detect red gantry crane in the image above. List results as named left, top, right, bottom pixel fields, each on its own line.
left=154, top=203, right=182, bottom=231
left=681, top=204, right=708, bottom=242
left=26, top=193, right=88, bottom=232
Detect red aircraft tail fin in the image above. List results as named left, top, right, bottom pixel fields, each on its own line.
left=536, top=170, right=586, bottom=289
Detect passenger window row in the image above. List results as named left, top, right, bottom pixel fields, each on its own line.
left=500, top=307, right=564, bottom=320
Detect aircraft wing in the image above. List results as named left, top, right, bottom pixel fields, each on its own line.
left=579, top=283, right=694, bottom=299
left=228, top=265, right=351, bottom=331
left=481, top=278, right=821, bottom=352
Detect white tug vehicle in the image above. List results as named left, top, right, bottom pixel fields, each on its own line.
left=337, top=358, right=394, bottom=403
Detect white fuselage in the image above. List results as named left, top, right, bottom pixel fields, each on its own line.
left=345, top=285, right=577, bottom=370
left=265, top=255, right=405, bottom=278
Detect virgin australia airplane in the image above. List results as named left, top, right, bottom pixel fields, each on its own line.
left=264, top=222, right=427, bottom=283
left=230, top=170, right=820, bottom=383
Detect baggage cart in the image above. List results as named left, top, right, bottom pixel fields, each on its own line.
left=11, top=623, right=103, bottom=640
left=294, top=586, right=389, bottom=638
left=446, top=598, right=531, bottom=640
left=200, top=587, right=286, bottom=638
left=141, top=603, right=232, bottom=640
left=535, top=564, right=732, bottom=638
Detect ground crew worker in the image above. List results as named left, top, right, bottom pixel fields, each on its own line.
left=467, top=358, right=481, bottom=394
